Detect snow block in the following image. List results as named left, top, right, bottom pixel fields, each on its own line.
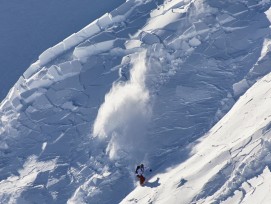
left=111, top=15, right=126, bottom=24
left=38, top=21, right=101, bottom=67
left=11, top=96, right=22, bottom=110
left=57, top=60, right=82, bottom=76
left=73, top=40, right=115, bottom=61
left=193, top=22, right=209, bottom=33
left=47, top=65, right=61, bottom=80
left=20, top=88, right=38, bottom=100
left=77, top=21, right=101, bottom=39
left=26, top=78, right=53, bottom=90
left=32, top=95, right=53, bottom=110
left=39, top=42, right=65, bottom=66
left=52, top=75, right=84, bottom=92
left=16, top=76, right=25, bottom=87
left=97, top=13, right=113, bottom=29
left=140, top=32, right=160, bottom=45
left=21, top=90, right=44, bottom=104
left=111, top=0, right=135, bottom=17
left=23, top=63, right=40, bottom=79
left=46, top=89, right=73, bottom=107
left=0, top=99, right=11, bottom=110
left=189, top=37, right=201, bottom=47
left=39, top=49, right=55, bottom=66
left=51, top=42, right=65, bottom=54
left=216, top=14, right=235, bottom=25
left=62, top=33, right=84, bottom=51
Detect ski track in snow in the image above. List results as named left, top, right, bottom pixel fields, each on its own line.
left=1, top=0, right=271, bottom=203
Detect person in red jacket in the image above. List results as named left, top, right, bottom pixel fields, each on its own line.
left=135, top=164, right=146, bottom=185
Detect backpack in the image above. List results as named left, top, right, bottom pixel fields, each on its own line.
left=135, top=165, right=140, bottom=174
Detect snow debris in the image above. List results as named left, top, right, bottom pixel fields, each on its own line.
left=188, top=37, right=201, bottom=47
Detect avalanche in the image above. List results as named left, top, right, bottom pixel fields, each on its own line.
left=1, top=0, right=271, bottom=203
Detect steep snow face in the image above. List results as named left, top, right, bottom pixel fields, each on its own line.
left=122, top=70, right=271, bottom=204
left=1, top=0, right=271, bottom=203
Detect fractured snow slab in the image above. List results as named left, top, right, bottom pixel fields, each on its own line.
left=0, top=156, right=56, bottom=202
left=73, top=40, right=115, bottom=62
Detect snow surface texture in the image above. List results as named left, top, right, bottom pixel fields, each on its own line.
left=1, top=0, right=271, bottom=203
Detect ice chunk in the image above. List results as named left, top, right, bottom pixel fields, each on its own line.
left=39, top=42, right=65, bottom=65
left=11, top=96, right=22, bottom=110
left=193, top=21, right=209, bottom=35
left=32, top=95, right=53, bottom=110
left=125, top=39, right=142, bottom=49
left=61, top=101, right=77, bottom=111
left=62, top=33, right=84, bottom=51
left=26, top=78, right=53, bottom=90
left=23, top=63, right=40, bottom=79
left=38, top=21, right=102, bottom=66
left=140, top=32, right=160, bottom=45
left=52, top=75, right=84, bottom=92
left=0, top=100, right=11, bottom=110
left=77, top=21, right=101, bottom=38
left=39, top=48, right=55, bottom=66
left=22, top=91, right=44, bottom=104
left=189, top=37, right=201, bottom=47
left=47, top=65, right=61, bottom=80
left=57, top=60, right=82, bottom=76
left=73, top=40, right=115, bottom=62
left=97, top=13, right=113, bottom=29
left=20, top=89, right=37, bottom=100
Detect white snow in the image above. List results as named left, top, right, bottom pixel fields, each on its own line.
left=93, top=52, right=151, bottom=160
left=1, top=0, right=271, bottom=203
left=122, top=69, right=271, bottom=204
left=73, top=40, right=115, bottom=62
left=188, top=37, right=201, bottom=47
left=0, top=156, right=56, bottom=203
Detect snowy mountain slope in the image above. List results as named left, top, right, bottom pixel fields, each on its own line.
left=1, top=0, right=271, bottom=203
left=121, top=70, right=271, bottom=204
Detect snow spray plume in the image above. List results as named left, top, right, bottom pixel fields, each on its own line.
left=93, top=51, right=151, bottom=161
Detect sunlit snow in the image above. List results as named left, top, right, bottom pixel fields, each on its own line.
left=1, top=0, right=271, bottom=203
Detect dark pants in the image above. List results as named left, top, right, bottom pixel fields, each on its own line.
left=137, top=175, right=145, bottom=185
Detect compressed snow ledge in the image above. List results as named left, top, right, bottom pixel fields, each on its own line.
left=37, top=0, right=141, bottom=67
left=77, top=21, right=101, bottom=39
left=73, top=40, right=115, bottom=62
left=57, top=60, right=82, bottom=76
left=47, top=60, right=82, bottom=82
left=39, top=42, right=65, bottom=65
left=23, top=62, right=41, bottom=79
left=37, top=18, right=103, bottom=67
left=97, top=13, right=113, bottom=29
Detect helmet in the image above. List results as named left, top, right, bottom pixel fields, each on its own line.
left=140, top=164, right=144, bottom=168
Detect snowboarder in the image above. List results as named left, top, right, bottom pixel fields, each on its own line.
left=135, top=164, right=146, bottom=185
